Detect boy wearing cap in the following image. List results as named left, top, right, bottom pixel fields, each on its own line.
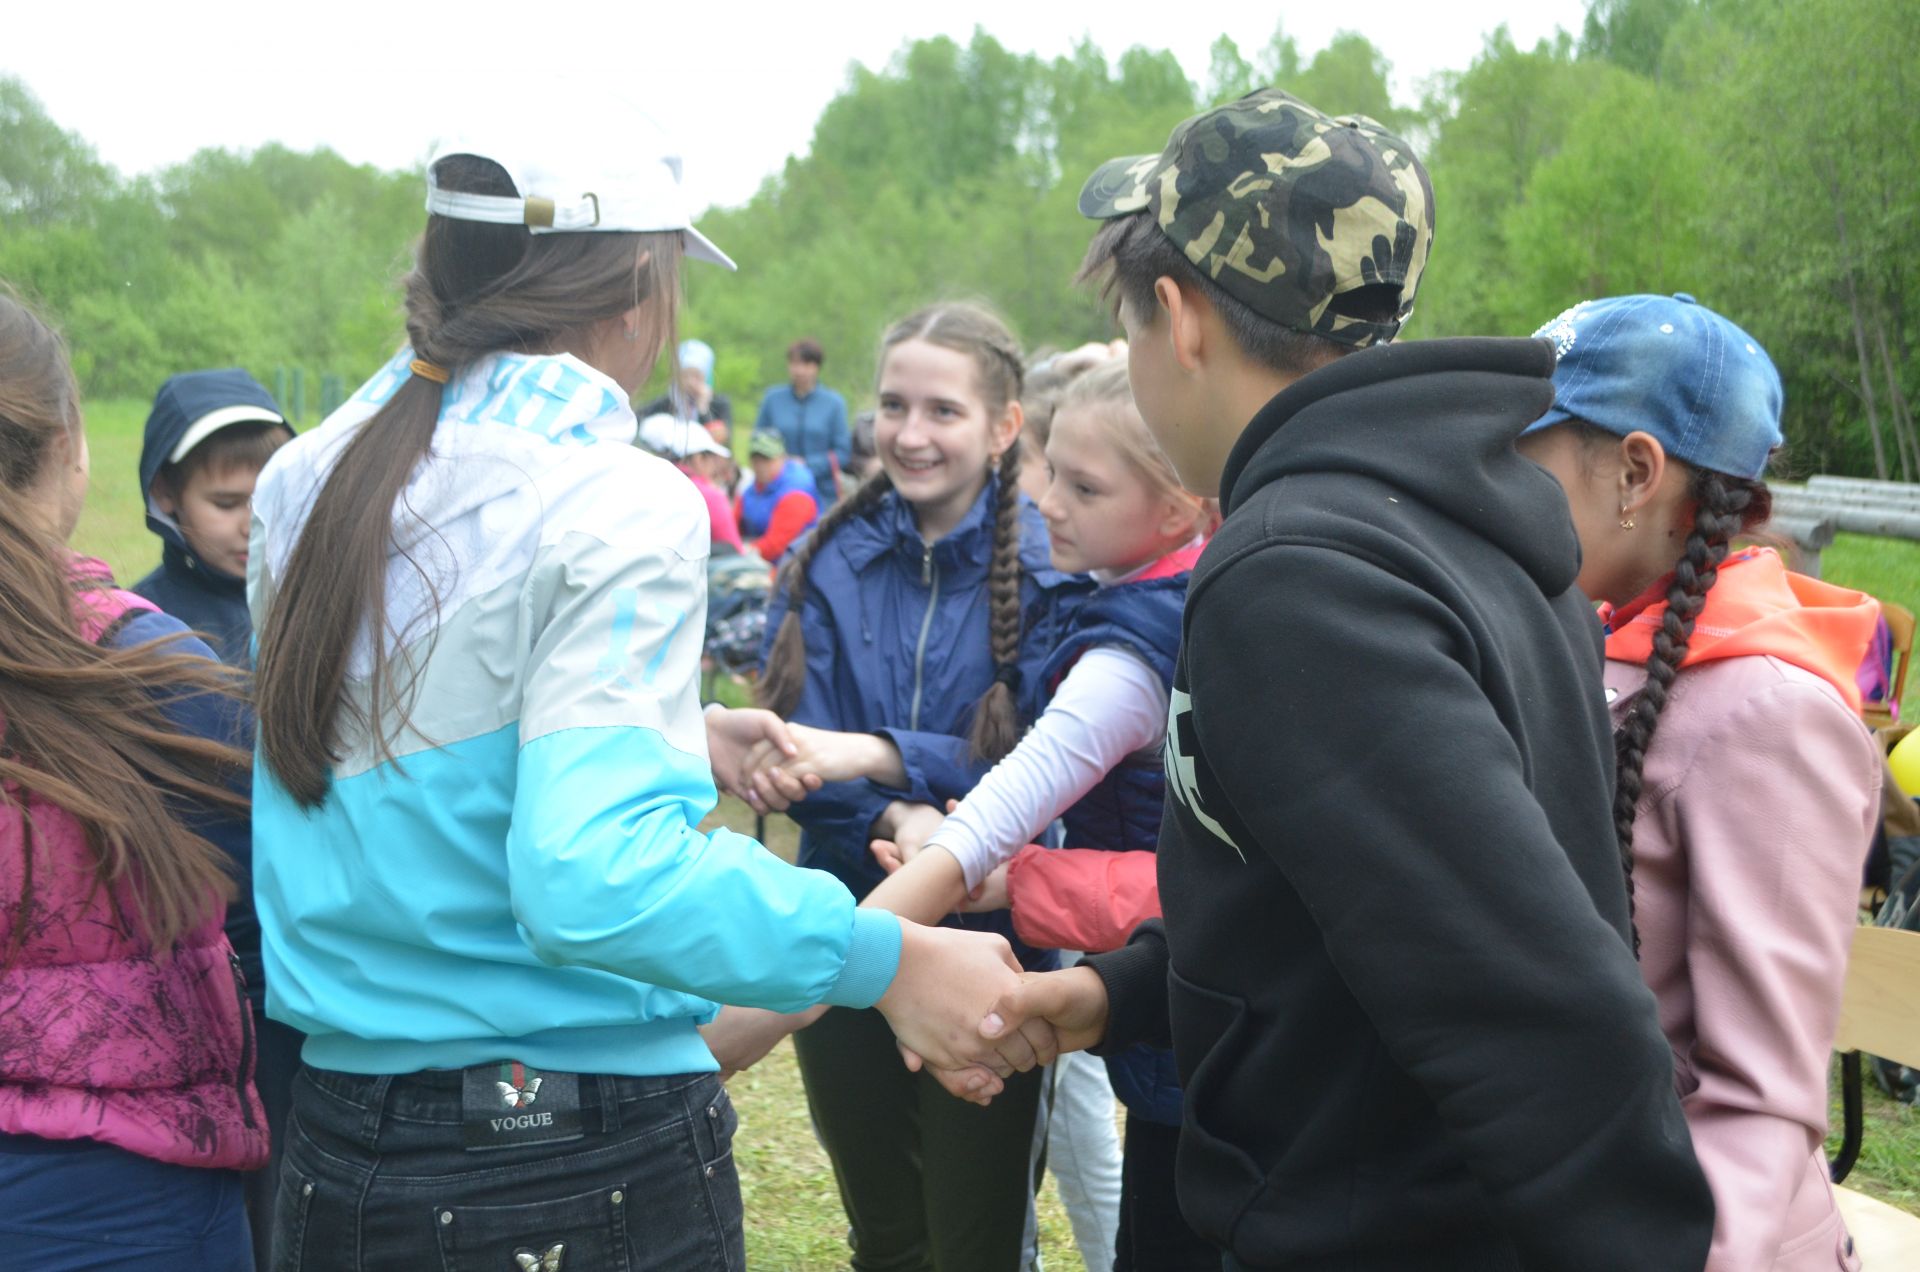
left=135, top=368, right=294, bottom=666
left=985, top=89, right=1714, bottom=1270
left=736, top=430, right=819, bottom=565
left=133, top=367, right=298, bottom=1266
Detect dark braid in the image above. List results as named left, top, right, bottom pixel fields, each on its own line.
left=756, top=472, right=896, bottom=717
left=1612, top=467, right=1771, bottom=956
left=968, top=441, right=1026, bottom=763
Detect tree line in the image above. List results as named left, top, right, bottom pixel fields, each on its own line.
left=2, top=0, right=1913, bottom=478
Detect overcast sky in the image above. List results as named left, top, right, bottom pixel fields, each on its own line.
left=7, top=0, right=1589, bottom=211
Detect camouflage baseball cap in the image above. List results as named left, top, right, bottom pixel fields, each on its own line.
left=1079, top=87, right=1434, bottom=347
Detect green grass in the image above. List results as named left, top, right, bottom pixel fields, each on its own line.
left=1823, top=533, right=1920, bottom=721
left=1828, top=1064, right=1920, bottom=1212
left=73, top=397, right=162, bottom=582
left=66, top=405, right=1920, bottom=1242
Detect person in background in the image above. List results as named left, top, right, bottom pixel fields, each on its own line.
left=640, top=337, right=733, bottom=432
left=716, top=301, right=1091, bottom=1272
left=756, top=337, right=849, bottom=506
left=736, top=430, right=819, bottom=566
left=133, top=367, right=301, bottom=1265
left=1517, top=294, right=1882, bottom=1271
left=751, top=360, right=1211, bottom=1268
left=135, top=369, right=294, bottom=666
left=640, top=412, right=744, bottom=555
left=0, top=288, right=265, bottom=1270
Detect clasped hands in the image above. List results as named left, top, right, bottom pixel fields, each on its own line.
left=700, top=710, right=1110, bottom=1103
left=700, top=929, right=1114, bottom=1108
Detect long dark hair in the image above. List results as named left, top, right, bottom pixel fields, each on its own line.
left=1589, top=426, right=1773, bottom=955
left=254, top=156, right=682, bottom=807
left=0, top=289, right=244, bottom=959
left=757, top=301, right=1029, bottom=762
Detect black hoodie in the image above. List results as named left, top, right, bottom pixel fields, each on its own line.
left=1087, top=338, right=1712, bottom=1270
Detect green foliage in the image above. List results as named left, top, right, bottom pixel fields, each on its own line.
left=4, top=2, right=1917, bottom=476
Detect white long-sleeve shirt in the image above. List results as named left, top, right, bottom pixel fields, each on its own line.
left=927, top=645, right=1168, bottom=891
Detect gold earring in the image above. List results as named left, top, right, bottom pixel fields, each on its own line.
left=1620, top=509, right=1636, bottom=530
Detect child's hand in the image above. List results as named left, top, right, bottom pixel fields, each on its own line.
left=982, top=965, right=1109, bottom=1058
left=705, top=707, right=819, bottom=812
left=959, top=862, right=1011, bottom=914
left=881, top=801, right=946, bottom=864
left=741, top=724, right=904, bottom=809
left=877, top=920, right=1043, bottom=1075
left=871, top=837, right=907, bottom=875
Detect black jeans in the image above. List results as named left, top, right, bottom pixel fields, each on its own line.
left=791, top=1005, right=1047, bottom=1271
left=273, top=1064, right=741, bottom=1272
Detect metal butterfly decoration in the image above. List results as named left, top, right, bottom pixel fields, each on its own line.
left=514, top=1242, right=565, bottom=1271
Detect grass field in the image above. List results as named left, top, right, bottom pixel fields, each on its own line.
left=66, top=397, right=1920, bottom=1259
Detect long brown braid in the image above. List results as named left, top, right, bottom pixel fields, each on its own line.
left=757, top=470, right=896, bottom=717
left=757, top=302, right=1029, bottom=763
left=1611, top=463, right=1771, bottom=956
left=969, top=438, right=1025, bottom=762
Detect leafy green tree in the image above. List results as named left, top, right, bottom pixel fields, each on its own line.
left=0, top=77, right=114, bottom=227
left=1498, top=73, right=1708, bottom=329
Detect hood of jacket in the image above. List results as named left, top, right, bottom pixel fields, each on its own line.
left=1603, top=546, right=1881, bottom=712
left=1219, top=336, right=1578, bottom=597
left=139, top=368, right=285, bottom=586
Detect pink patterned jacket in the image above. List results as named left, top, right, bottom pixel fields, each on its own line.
left=0, top=559, right=266, bottom=1170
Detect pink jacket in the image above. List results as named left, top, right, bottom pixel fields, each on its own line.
left=1606, top=550, right=1880, bottom=1271
left=0, top=563, right=266, bottom=1170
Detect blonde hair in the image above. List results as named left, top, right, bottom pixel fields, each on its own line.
left=1054, top=361, right=1211, bottom=539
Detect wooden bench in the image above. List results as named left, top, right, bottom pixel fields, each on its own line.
left=1828, top=924, right=1920, bottom=1262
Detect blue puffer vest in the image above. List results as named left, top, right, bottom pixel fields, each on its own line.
left=1037, top=567, right=1191, bottom=1124
left=763, top=477, right=1092, bottom=971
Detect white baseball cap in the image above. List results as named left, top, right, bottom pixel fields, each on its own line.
left=425, top=89, right=735, bottom=270
left=639, top=413, right=730, bottom=459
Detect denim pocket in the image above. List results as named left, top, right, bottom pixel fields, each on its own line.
left=433, top=1183, right=631, bottom=1272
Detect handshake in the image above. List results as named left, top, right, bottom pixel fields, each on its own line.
left=700, top=704, right=1112, bottom=1101
left=701, top=926, right=1115, bottom=1105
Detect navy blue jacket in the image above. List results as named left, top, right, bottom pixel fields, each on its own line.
left=755, top=384, right=850, bottom=499
left=110, top=610, right=263, bottom=1008
left=762, top=479, right=1091, bottom=967
left=132, top=371, right=278, bottom=667
left=1037, top=570, right=1191, bottom=1124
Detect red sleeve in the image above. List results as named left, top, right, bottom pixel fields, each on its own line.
left=1006, top=846, right=1161, bottom=954
left=757, top=490, right=819, bottom=565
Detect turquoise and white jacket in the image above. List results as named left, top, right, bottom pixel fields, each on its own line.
left=249, top=349, right=900, bottom=1077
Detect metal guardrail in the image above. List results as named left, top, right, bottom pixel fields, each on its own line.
left=1772, top=487, right=1920, bottom=542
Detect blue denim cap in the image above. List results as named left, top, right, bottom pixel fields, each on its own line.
left=1523, top=293, right=1784, bottom=481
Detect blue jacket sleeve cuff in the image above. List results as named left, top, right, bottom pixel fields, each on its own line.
left=822, top=909, right=902, bottom=1009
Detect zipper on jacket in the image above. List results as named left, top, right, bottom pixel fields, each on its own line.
left=228, top=951, right=258, bottom=1130
left=909, top=545, right=940, bottom=731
